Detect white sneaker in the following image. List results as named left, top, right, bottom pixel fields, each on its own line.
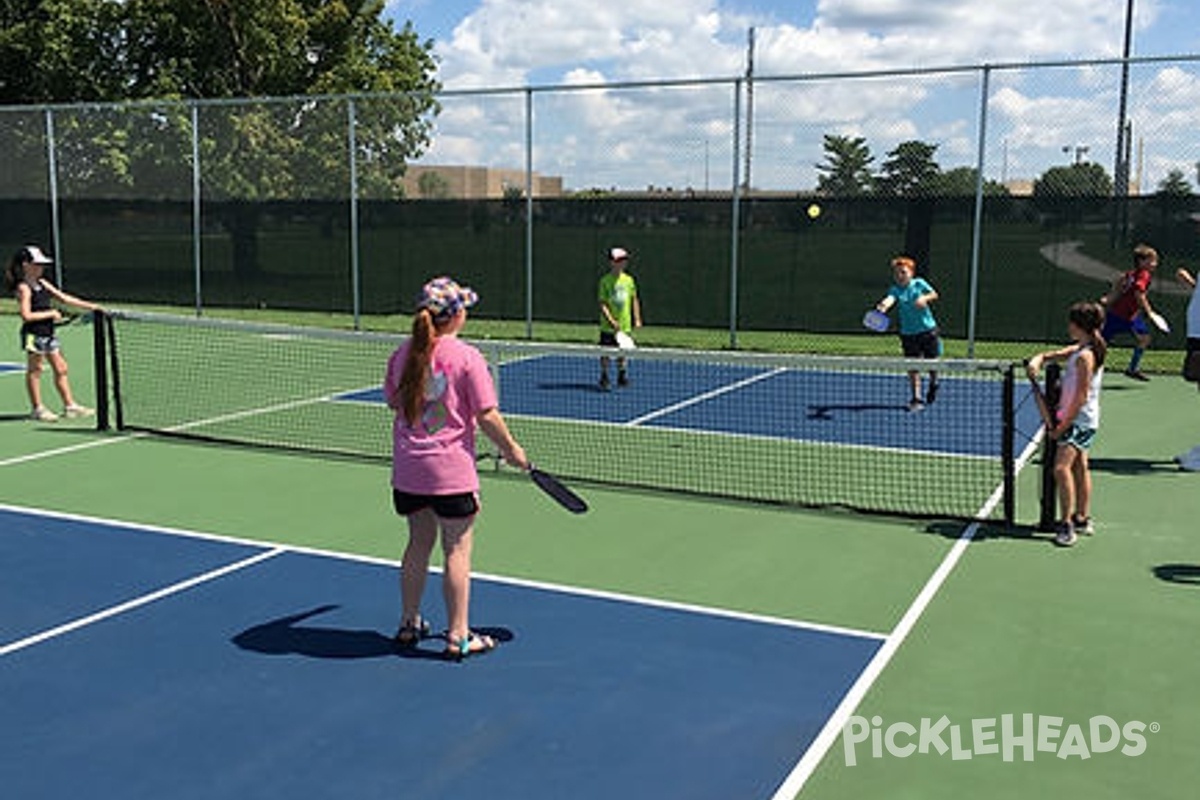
left=31, top=407, right=60, bottom=422
left=64, top=404, right=94, bottom=419
left=1053, top=521, right=1078, bottom=547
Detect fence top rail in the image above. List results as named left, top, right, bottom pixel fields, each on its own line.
left=1, top=53, right=1197, bottom=115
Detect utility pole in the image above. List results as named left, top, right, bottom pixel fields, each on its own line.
left=743, top=27, right=755, bottom=192
left=1112, top=0, right=1135, bottom=245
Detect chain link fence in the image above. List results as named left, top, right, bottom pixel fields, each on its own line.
left=2, top=55, right=1197, bottom=359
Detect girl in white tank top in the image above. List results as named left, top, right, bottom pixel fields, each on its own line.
left=1025, top=302, right=1107, bottom=547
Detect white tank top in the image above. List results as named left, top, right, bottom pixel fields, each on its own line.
left=1060, top=345, right=1103, bottom=430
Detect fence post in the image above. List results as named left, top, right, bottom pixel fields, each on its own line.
left=967, top=65, right=991, bottom=359
left=347, top=97, right=362, bottom=331
left=524, top=87, right=535, bottom=340
left=191, top=103, right=203, bottom=317
left=44, top=109, right=63, bottom=287
left=729, top=78, right=743, bottom=350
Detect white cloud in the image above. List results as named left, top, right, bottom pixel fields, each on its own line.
left=414, top=0, right=1191, bottom=191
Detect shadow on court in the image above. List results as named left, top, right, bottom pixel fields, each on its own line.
left=1152, top=564, right=1200, bottom=586
left=536, top=381, right=608, bottom=393
left=806, top=403, right=909, bottom=420
left=924, top=520, right=1051, bottom=544
left=232, top=604, right=515, bottom=662
left=1087, top=457, right=1181, bottom=476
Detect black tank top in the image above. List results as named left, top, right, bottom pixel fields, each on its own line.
left=20, top=280, right=54, bottom=338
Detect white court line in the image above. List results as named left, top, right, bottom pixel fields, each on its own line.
left=767, top=430, right=1045, bottom=800
left=0, top=547, right=284, bottom=657
left=624, top=367, right=789, bottom=426
left=0, top=502, right=887, bottom=648
left=0, top=433, right=147, bottom=468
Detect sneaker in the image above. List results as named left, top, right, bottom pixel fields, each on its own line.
left=617, top=371, right=630, bottom=388
left=598, top=374, right=611, bottom=391
left=926, top=381, right=939, bottom=404
left=1124, top=369, right=1150, bottom=382
left=1072, top=515, right=1095, bottom=536
left=1053, top=521, right=1078, bottom=547
left=64, top=404, right=94, bottom=419
left=31, top=407, right=59, bottom=422
left=906, top=398, right=925, bottom=413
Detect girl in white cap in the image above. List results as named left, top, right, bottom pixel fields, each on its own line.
left=384, top=276, right=528, bottom=659
left=4, top=245, right=102, bottom=422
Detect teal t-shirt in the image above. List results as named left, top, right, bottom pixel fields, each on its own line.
left=888, top=277, right=938, bottom=335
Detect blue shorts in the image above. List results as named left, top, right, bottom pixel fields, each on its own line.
left=1059, top=424, right=1097, bottom=452
left=1101, top=312, right=1149, bottom=341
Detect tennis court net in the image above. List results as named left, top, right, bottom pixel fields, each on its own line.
left=97, top=311, right=1032, bottom=522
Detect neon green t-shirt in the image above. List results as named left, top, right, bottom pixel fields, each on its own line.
left=598, top=271, right=637, bottom=333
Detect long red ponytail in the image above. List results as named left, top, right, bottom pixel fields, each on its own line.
left=398, top=309, right=437, bottom=427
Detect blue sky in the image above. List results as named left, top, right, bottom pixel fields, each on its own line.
left=381, top=1, right=1200, bottom=191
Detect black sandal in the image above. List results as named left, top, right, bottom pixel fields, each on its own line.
left=444, top=631, right=496, bottom=661
left=394, top=616, right=430, bottom=648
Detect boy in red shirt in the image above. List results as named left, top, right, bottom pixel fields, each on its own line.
left=1101, top=243, right=1164, bottom=381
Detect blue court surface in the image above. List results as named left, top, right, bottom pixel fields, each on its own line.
left=1, top=507, right=883, bottom=800
left=0, top=362, right=23, bottom=374
left=341, top=354, right=1041, bottom=458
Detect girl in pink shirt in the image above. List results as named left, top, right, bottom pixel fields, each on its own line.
left=385, top=277, right=527, bottom=659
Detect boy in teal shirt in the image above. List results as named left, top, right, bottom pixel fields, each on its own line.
left=875, top=255, right=941, bottom=411
left=598, top=247, right=641, bottom=389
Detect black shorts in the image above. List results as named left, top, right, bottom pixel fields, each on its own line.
left=598, top=331, right=618, bottom=347
left=392, top=489, right=479, bottom=519
left=900, top=329, right=941, bottom=359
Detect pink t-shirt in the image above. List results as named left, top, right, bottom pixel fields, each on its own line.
left=384, top=336, right=497, bottom=495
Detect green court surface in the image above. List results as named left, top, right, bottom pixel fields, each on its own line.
left=2, top=324, right=1198, bottom=798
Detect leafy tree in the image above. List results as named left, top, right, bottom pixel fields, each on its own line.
left=814, top=135, right=874, bottom=197
left=876, top=140, right=941, bottom=198
left=1, top=1, right=440, bottom=275
left=934, top=166, right=1010, bottom=197
left=1156, top=168, right=1193, bottom=197
left=417, top=170, right=450, bottom=199
left=1032, top=163, right=1113, bottom=198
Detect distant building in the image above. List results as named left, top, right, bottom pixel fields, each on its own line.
left=402, top=165, right=564, bottom=199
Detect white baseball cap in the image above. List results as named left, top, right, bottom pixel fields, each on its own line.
left=20, top=245, right=54, bottom=265
left=608, top=247, right=629, bottom=262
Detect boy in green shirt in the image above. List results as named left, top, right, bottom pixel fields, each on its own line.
left=598, top=247, right=641, bottom=390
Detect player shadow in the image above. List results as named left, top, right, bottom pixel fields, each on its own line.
left=1087, top=457, right=1179, bottom=476
left=536, top=381, right=608, bottom=393
left=231, top=604, right=515, bottom=662
left=1152, top=564, right=1200, bottom=586
left=806, top=403, right=909, bottom=420
left=924, top=520, right=1051, bottom=544
left=0, top=412, right=35, bottom=422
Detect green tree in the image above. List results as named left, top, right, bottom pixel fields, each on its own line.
left=1032, top=163, right=1114, bottom=198
left=1156, top=168, right=1193, bottom=197
left=1, top=1, right=440, bottom=275
left=877, top=140, right=941, bottom=197
left=814, top=135, right=874, bottom=197
left=417, top=170, right=450, bottom=199
left=934, top=166, right=1010, bottom=197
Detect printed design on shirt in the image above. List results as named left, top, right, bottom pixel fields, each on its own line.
left=422, top=370, right=449, bottom=434
left=610, top=285, right=629, bottom=310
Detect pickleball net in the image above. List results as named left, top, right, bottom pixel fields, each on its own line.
left=96, top=311, right=1021, bottom=522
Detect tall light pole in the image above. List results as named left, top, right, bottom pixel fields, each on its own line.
left=1112, top=0, right=1135, bottom=243
left=743, top=27, right=755, bottom=192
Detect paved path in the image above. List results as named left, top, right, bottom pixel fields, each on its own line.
left=1039, top=240, right=1191, bottom=296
